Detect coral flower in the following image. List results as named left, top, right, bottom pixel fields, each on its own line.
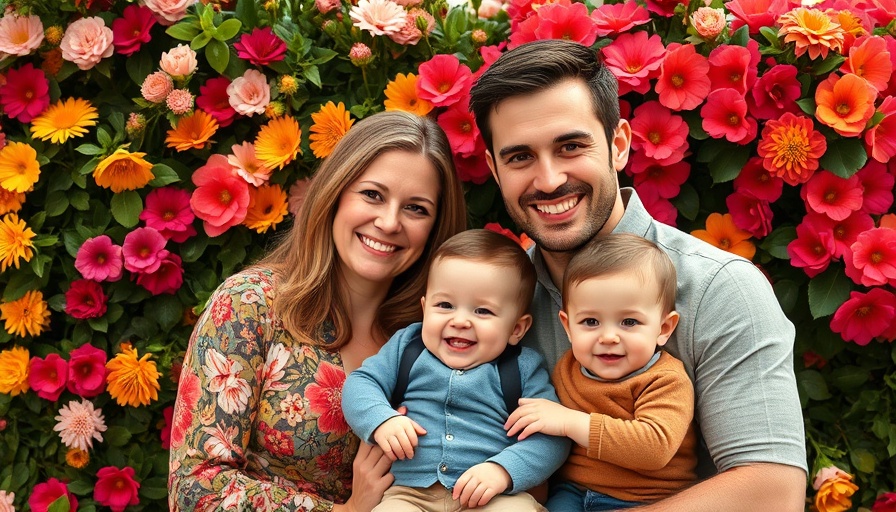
left=384, top=73, right=434, bottom=115
left=29, top=353, right=68, bottom=401
left=309, top=101, right=355, bottom=159
left=701, top=88, right=758, bottom=144
left=691, top=212, right=756, bottom=260
left=756, top=112, right=827, bottom=185
left=438, top=95, right=481, bottom=157
left=0, top=141, right=41, bottom=193
left=831, top=289, right=896, bottom=345
left=75, top=235, right=124, bottom=282
left=416, top=54, right=473, bottom=107
left=0, top=213, right=35, bottom=272
left=350, top=0, right=407, bottom=36
left=94, top=466, right=140, bottom=512
left=65, top=279, right=108, bottom=319
left=122, top=227, right=169, bottom=274
left=733, top=157, right=784, bottom=202
left=29, top=478, right=78, bottom=512
left=778, top=7, right=845, bottom=60
left=0, top=14, right=44, bottom=56
left=787, top=216, right=836, bottom=277
left=306, top=361, right=350, bottom=434
left=93, top=149, right=155, bottom=193
left=591, top=2, right=650, bottom=36
left=510, top=2, right=599, bottom=50
left=842, top=36, right=892, bottom=93
left=0, top=63, right=50, bottom=123
left=234, top=26, right=287, bottom=66
left=54, top=398, right=107, bottom=451
left=288, top=178, right=312, bottom=217
left=846, top=227, right=896, bottom=287
left=0, top=345, right=29, bottom=395
left=136, top=252, right=184, bottom=295
left=140, top=186, right=197, bottom=242
left=141, top=71, right=174, bottom=104
left=0, top=290, right=50, bottom=338
left=601, top=31, right=666, bottom=95
left=67, top=343, right=108, bottom=398
left=629, top=101, right=689, bottom=165
left=874, top=493, right=896, bottom=512
left=112, top=4, right=156, bottom=56
left=708, top=43, right=758, bottom=96
left=254, top=115, right=302, bottom=170
left=227, top=69, right=270, bottom=117
left=106, top=346, right=161, bottom=407
left=726, top=191, right=773, bottom=239
left=0, top=188, right=24, bottom=215
left=856, top=160, right=895, bottom=215
left=243, top=184, right=289, bottom=233
left=656, top=43, right=711, bottom=111
left=165, top=109, right=219, bottom=152
left=725, top=0, right=787, bottom=34
left=815, top=73, right=877, bottom=137
left=749, top=64, right=802, bottom=120
left=801, top=171, right=864, bottom=221
left=196, top=76, right=237, bottom=128
left=865, top=95, right=896, bottom=164
left=30, top=97, right=98, bottom=144
left=227, top=142, right=271, bottom=186
left=190, top=154, right=251, bottom=237
left=628, top=153, right=690, bottom=199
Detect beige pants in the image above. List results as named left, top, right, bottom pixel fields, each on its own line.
left=373, top=483, right=547, bottom=512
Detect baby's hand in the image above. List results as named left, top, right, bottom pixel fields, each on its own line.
left=372, top=416, right=427, bottom=461
left=504, top=398, right=581, bottom=440
left=452, top=462, right=511, bottom=508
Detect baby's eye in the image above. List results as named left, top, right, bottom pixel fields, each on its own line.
left=581, top=318, right=599, bottom=327
left=474, top=308, right=494, bottom=316
left=621, top=318, right=640, bottom=327
left=434, top=302, right=453, bottom=310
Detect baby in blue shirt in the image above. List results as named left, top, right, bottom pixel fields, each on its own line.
left=342, top=229, right=569, bottom=511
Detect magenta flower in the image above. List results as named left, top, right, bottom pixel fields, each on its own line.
left=196, top=76, right=238, bottom=128
left=865, top=95, right=896, bottom=164
left=656, top=43, right=711, bottom=111
left=647, top=0, right=687, bottom=17
left=804, top=211, right=874, bottom=259
left=122, top=227, right=170, bottom=274
left=28, top=353, right=69, bottom=401
left=748, top=64, right=802, bottom=120
left=733, top=157, right=784, bottom=202
left=438, top=95, right=481, bottom=157
left=94, top=466, right=140, bottom=512
left=75, top=235, right=124, bottom=282
left=233, top=27, right=287, bottom=66
left=856, top=160, right=895, bottom=215
left=787, top=216, right=836, bottom=278
left=67, top=343, right=107, bottom=398
left=590, top=2, right=650, bottom=36
left=629, top=152, right=690, bottom=199
left=801, top=171, right=864, bottom=221
left=160, top=405, right=174, bottom=449
left=509, top=2, right=598, bottom=50
left=140, top=186, right=197, bottom=243
left=0, top=63, right=50, bottom=123
left=453, top=151, right=492, bottom=184
left=701, top=88, right=758, bottom=144
left=29, top=478, right=78, bottom=512
left=831, top=288, right=896, bottom=345
left=190, top=154, right=251, bottom=237
left=708, top=43, right=758, bottom=96
left=416, top=54, right=472, bottom=107
left=629, top=101, right=689, bottom=165
left=602, top=32, right=666, bottom=95
left=112, top=4, right=156, bottom=56
left=727, top=190, right=773, bottom=238
left=65, top=279, right=108, bottom=320
left=844, top=227, right=896, bottom=287
left=136, top=252, right=184, bottom=295
left=637, top=185, right=678, bottom=227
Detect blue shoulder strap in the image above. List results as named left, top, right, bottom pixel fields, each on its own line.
left=390, top=334, right=426, bottom=408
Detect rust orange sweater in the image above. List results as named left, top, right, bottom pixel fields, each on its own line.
left=553, top=350, right=698, bottom=502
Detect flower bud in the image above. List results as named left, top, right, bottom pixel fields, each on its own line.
left=44, top=26, right=64, bottom=46
left=126, top=113, right=147, bottom=139
left=349, top=42, right=373, bottom=66
left=278, top=75, right=299, bottom=95
left=265, top=101, right=287, bottom=118
left=472, top=29, right=488, bottom=45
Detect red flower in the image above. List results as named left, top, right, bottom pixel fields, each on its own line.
left=801, top=171, right=864, bottom=221
left=139, top=186, right=197, bottom=243
left=67, top=343, right=108, bottom=398
left=882, top=35, right=896, bottom=98
left=733, top=157, right=784, bottom=202
left=856, top=160, right=895, bottom=215
left=601, top=31, right=666, bottom=95
left=803, top=351, right=827, bottom=369
left=438, top=95, right=480, bottom=157
left=0, top=63, right=50, bottom=123
left=656, top=43, right=711, bottom=111
left=160, top=405, right=173, bottom=449
left=453, top=151, right=492, bottom=184
left=873, top=492, right=896, bottom=512
left=725, top=0, right=788, bottom=34
left=700, top=88, right=758, bottom=144
left=865, top=95, right=896, bottom=164
left=484, top=222, right=534, bottom=249
left=112, top=4, right=156, bottom=56
left=136, top=252, right=184, bottom=295
left=638, top=185, right=678, bottom=227
left=804, top=211, right=875, bottom=259
left=628, top=152, right=690, bottom=199
left=171, top=367, right=200, bottom=449
left=233, top=27, right=287, bottom=66
left=845, top=227, right=896, bottom=287
left=708, top=43, right=759, bottom=96
left=190, top=154, right=251, bottom=237
left=748, top=64, right=802, bottom=120
left=306, top=361, right=349, bottom=435
left=727, top=191, right=773, bottom=238
left=629, top=101, right=688, bottom=165
left=65, top=279, right=108, bottom=319
left=196, top=76, right=237, bottom=128
left=509, top=2, right=597, bottom=49
left=591, top=2, right=650, bottom=36
left=28, top=353, right=68, bottom=401
left=787, top=216, right=836, bottom=278
left=29, top=478, right=78, bottom=512
left=647, top=0, right=687, bottom=18
left=94, top=466, right=140, bottom=512
left=416, top=54, right=472, bottom=108
left=258, top=420, right=295, bottom=456
left=830, top=288, right=896, bottom=345
left=756, top=112, right=826, bottom=186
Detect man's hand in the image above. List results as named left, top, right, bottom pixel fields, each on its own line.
left=452, top=462, right=512, bottom=508
left=372, top=415, right=427, bottom=461
left=505, top=398, right=590, bottom=446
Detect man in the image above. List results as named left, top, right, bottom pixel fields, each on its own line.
left=469, top=39, right=807, bottom=511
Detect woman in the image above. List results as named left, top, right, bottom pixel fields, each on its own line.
left=168, top=111, right=467, bottom=511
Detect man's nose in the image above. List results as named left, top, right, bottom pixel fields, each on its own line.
left=533, top=158, right=568, bottom=193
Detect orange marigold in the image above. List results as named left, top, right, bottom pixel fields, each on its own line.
left=827, top=9, right=865, bottom=48
left=756, top=112, right=827, bottom=185
left=0, top=188, right=24, bottom=215
left=243, top=184, right=289, bottom=233
left=254, top=116, right=302, bottom=170
left=384, top=73, right=434, bottom=116
left=0, top=345, right=29, bottom=396
left=106, top=346, right=161, bottom=407
left=0, top=290, right=49, bottom=338
left=814, top=73, right=876, bottom=137
left=66, top=447, right=90, bottom=468
left=777, top=7, right=844, bottom=60
left=165, top=110, right=219, bottom=152
left=691, top=213, right=756, bottom=260
left=309, top=101, right=355, bottom=159
left=93, top=149, right=155, bottom=193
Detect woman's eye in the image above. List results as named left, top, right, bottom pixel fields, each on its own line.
left=361, top=190, right=382, bottom=200
left=406, top=204, right=429, bottom=215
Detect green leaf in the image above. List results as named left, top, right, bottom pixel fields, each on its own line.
left=849, top=448, right=876, bottom=474
left=97, top=126, right=113, bottom=148
left=797, top=370, right=831, bottom=401
left=47, top=495, right=70, bottom=512
left=166, top=22, right=202, bottom=41
left=235, top=0, right=258, bottom=30
left=808, top=266, right=852, bottom=319
left=148, top=164, right=181, bottom=187
left=216, top=18, right=242, bottom=41
left=759, top=26, right=781, bottom=46
left=87, top=316, right=108, bottom=333
left=105, top=426, right=133, bottom=447
left=670, top=183, right=699, bottom=221
left=697, top=139, right=751, bottom=183
left=729, top=25, right=749, bottom=47
left=191, top=31, right=213, bottom=50
left=772, top=279, right=798, bottom=315
left=69, top=190, right=90, bottom=211
left=45, top=191, right=70, bottom=217
left=760, top=226, right=796, bottom=259
left=205, top=39, right=230, bottom=74
left=831, top=365, right=868, bottom=391
left=796, top=98, right=816, bottom=116
left=820, top=138, right=867, bottom=178
left=151, top=295, right=184, bottom=332
left=110, top=190, right=144, bottom=228
left=126, top=51, right=153, bottom=87
left=75, top=144, right=104, bottom=155
left=811, top=55, right=846, bottom=76
left=303, top=65, right=321, bottom=88
left=67, top=479, right=94, bottom=495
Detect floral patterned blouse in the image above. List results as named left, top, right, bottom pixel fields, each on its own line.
left=168, top=268, right=357, bottom=512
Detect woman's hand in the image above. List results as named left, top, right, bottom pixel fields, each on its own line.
left=335, top=442, right=394, bottom=512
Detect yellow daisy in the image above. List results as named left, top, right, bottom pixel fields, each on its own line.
left=255, top=115, right=302, bottom=171
left=30, top=98, right=99, bottom=144
left=309, top=101, right=355, bottom=159
left=243, top=184, right=289, bottom=233
left=0, top=213, right=35, bottom=272
left=0, top=290, right=50, bottom=338
left=106, top=345, right=161, bottom=407
left=0, top=142, right=41, bottom=193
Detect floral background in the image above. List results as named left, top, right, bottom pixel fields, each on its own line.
left=0, top=0, right=893, bottom=509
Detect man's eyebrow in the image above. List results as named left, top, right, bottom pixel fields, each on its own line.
left=498, top=144, right=531, bottom=159
left=497, top=131, right=596, bottom=158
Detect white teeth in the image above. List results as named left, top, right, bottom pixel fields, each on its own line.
left=360, top=235, right=396, bottom=253
left=447, top=338, right=475, bottom=348
left=535, top=197, right=578, bottom=214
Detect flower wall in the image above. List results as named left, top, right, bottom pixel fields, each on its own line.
left=0, top=0, right=893, bottom=509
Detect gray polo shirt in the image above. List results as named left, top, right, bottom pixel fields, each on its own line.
left=521, top=188, right=807, bottom=474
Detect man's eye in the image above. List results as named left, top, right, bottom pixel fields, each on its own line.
left=561, top=143, right=580, bottom=152
left=506, top=153, right=531, bottom=164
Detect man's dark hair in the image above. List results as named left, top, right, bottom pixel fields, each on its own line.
left=469, top=39, right=620, bottom=153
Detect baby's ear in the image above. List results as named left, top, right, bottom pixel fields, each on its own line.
left=509, top=314, right=533, bottom=346
left=558, top=311, right=572, bottom=343
left=420, top=296, right=426, bottom=312
left=656, top=311, right=680, bottom=347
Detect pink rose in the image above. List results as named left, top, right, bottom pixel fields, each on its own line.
left=141, top=71, right=174, bottom=103
left=691, top=7, right=726, bottom=40
left=143, top=0, right=198, bottom=25
left=315, top=0, right=341, bottom=13
left=60, top=16, right=114, bottom=70
left=478, top=0, right=504, bottom=18
left=226, top=69, right=270, bottom=116
left=160, top=43, right=198, bottom=78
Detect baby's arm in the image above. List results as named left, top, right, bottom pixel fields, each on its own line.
left=452, top=462, right=513, bottom=508
left=505, top=397, right=590, bottom=447
left=372, top=415, right=427, bottom=461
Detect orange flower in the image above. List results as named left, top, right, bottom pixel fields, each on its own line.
left=756, top=112, right=827, bottom=185
left=106, top=345, right=161, bottom=407
left=384, top=73, right=434, bottom=116
left=813, top=467, right=858, bottom=512
left=66, top=447, right=90, bottom=468
left=842, top=36, right=892, bottom=93
left=165, top=110, right=219, bottom=152
left=827, top=9, right=866, bottom=48
left=691, top=213, right=756, bottom=260
left=254, top=115, right=302, bottom=170
left=777, top=7, right=844, bottom=60
left=881, top=213, right=896, bottom=229
left=243, top=184, right=289, bottom=233
left=814, top=73, right=876, bottom=137
left=0, top=345, right=29, bottom=396
left=309, top=101, right=355, bottom=159
left=0, top=187, right=24, bottom=215
left=93, top=149, right=155, bottom=193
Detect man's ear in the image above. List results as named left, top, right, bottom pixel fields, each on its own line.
left=656, top=311, right=680, bottom=347
left=611, top=119, right=632, bottom=172
left=508, top=313, right=533, bottom=345
left=558, top=310, right=573, bottom=344
left=486, top=150, right=501, bottom=185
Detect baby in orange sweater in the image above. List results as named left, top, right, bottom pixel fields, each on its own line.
left=505, top=233, right=698, bottom=511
